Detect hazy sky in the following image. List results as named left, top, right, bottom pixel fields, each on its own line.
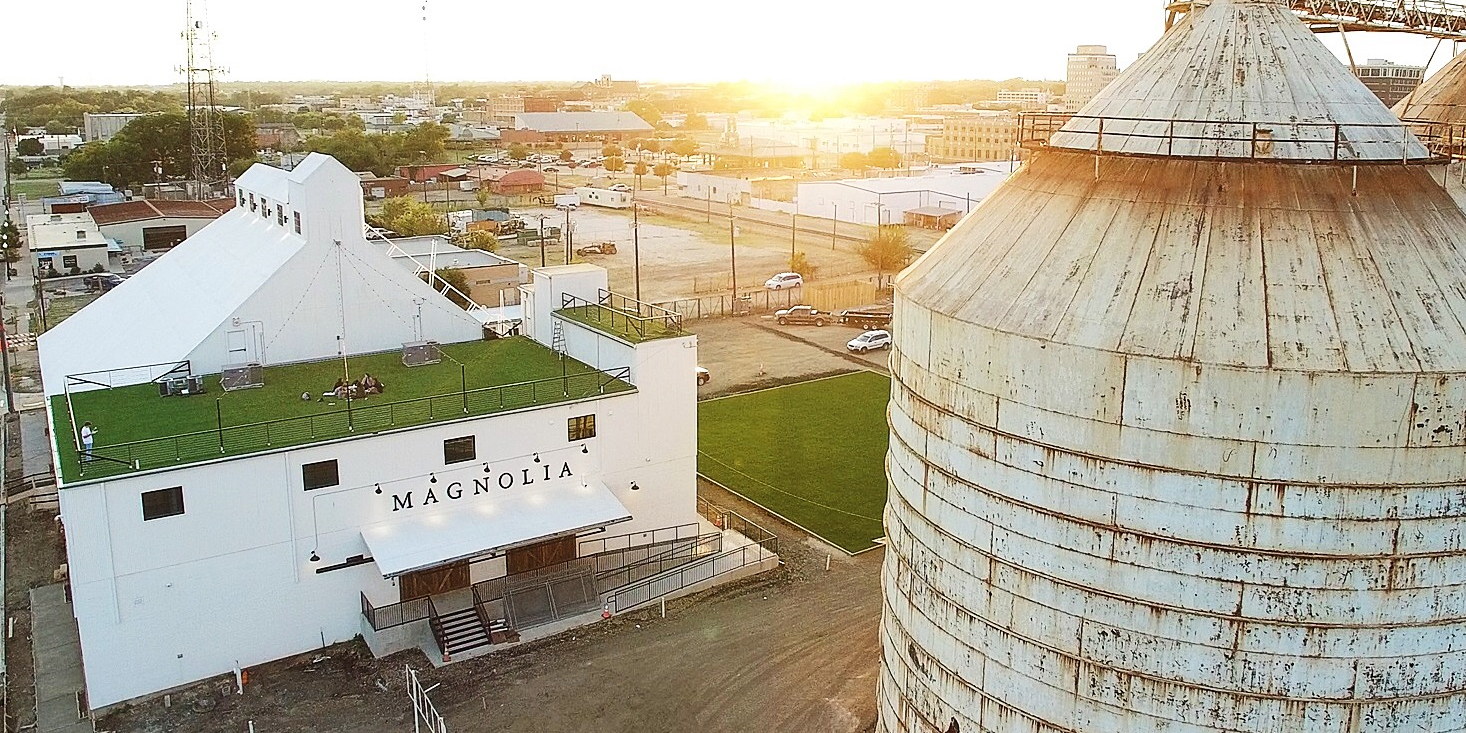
left=10, top=0, right=1463, bottom=87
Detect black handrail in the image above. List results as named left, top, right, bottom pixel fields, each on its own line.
left=77, top=365, right=633, bottom=478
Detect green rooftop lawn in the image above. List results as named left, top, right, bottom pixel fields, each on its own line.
left=556, top=305, right=684, bottom=344
left=697, top=371, right=891, bottom=553
left=53, top=337, right=633, bottom=483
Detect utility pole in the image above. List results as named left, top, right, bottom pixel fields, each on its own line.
left=0, top=288, right=12, bottom=413
left=790, top=212, right=797, bottom=265
left=705, top=188, right=711, bottom=223
left=832, top=204, right=838, bottom=251
left=728, top=199, right=738, bottom=311
left=538, top=215, right=546, bottom=268
left=633, top=200, right=642, bottom=302
left=564, top=206, right=572, bottom=265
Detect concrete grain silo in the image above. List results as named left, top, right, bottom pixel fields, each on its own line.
left=878, top=1, right=1466, bottom=731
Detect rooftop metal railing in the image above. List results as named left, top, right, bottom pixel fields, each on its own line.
left=1017, top=112, right=1440, bottom=163
left=75, top=365, right=633, bottom=480
left=557, top=290, right=685, bottom=342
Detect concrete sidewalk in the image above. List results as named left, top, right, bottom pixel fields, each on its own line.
left=30, top=584, right=92, bottom=733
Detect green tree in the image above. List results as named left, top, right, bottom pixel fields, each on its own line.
left=859, top=225, right=914, bottom=284
left=45, top=120, right=70, bottom=135
left=840, top=152, right=869, bottom=172
left=653, top=161, right=676, bottom=195
left=682, top=113, right=709, bottom=131
left=61, top=111, right=255, bottom=187
left=669, top=138, right=698, bottom=160
left=559, top=149, right=573, bottom=162
left=475, top=186, right=493, bottom=209
left=508, top=143, right=530, bottom=160
left=790, top=251, right=815, bottom=281
left=16, top=138, right=43, bottom=156
left=626, top=99, right=663, bottom=126
left=602, top=143, right=624, bottom=158
left=458, top=230, right=499, bottom=252
left=633, top=160, right=649, bottom=190
left=603, top=156, right=626, bottom=175
left=379, top=196, right=449, bottom=237
left=867, top=146, right=902, bottom=169
left=640, top=138, right=661, bottom=154
left=8, top=158, right=27, bottom=175
left=422, top=268, right=472, bottom=309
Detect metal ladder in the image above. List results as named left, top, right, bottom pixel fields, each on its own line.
left=551, top=320, right=567, bottom=356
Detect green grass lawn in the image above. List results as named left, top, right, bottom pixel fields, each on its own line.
left=11, top=177, right=64, bottom=199
left=556, top=305, right=684, bottom=344
left=54, top=337, right=633, bottom=482
left=698, top=371, right=890, bottom=553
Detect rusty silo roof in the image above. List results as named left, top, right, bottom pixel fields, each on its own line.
left=1396, top=49, right=1466, bottom=125
left=1049, top=0, right=1431, bottom=161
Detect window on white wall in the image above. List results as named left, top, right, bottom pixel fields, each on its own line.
left=142, top=487, right=185, bottom=520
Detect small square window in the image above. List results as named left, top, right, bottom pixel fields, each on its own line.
left=443, top=436, right=476, bottom=464
left=62, top=255, right=78, bottom=269
left=568, top=415, right=596, bottom=441
left=302, top=459, right=339, bottom=490
left=142, top=487, right=185, bottom=521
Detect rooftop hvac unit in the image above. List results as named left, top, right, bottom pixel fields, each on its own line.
left=220, top=362, right=264, bottom=391
left=402, top=341, right=441, bottom=367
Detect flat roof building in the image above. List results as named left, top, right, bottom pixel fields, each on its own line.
left=1355, top=58, right=1426, bottom=107
left=1065, top=44, right=1120, bottom=112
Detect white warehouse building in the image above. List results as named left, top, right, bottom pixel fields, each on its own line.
left=795, top=164, right=1011, bottom=227
left=40, top=153, right=774, bottom=710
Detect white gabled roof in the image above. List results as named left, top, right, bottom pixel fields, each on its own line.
left=38, top=208, right=304, bottom=392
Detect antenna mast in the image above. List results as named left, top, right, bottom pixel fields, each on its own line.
left=183, top=0, right=228, bottom=198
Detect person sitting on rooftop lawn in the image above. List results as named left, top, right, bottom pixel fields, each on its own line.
left=360, top=373, right=384, bottom=396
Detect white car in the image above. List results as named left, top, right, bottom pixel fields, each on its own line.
left=608, top=183, right=631, bottom=192
left=846, top=329, right=892, bottom=353
left=764, top=272, right=804, bottom=290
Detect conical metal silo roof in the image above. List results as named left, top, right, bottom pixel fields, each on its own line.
left=1049, top=0, right=1431, bottom=160
left=1395, top=49, right=1466, bottom=125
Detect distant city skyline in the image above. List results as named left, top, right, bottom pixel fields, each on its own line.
left=8, top=0, right=1459, bottom=89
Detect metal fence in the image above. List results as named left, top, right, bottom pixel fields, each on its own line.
left=602, top=498, right=780, bottom=614
left=654, top=287, right=803, bottom=321
left=361, top=592, right=431, bottom=632
left=406, top=665, right=448, bottom=733
left=577, top=523, right=701, bottom=556
left=78, top=366, right=632, bottom=479
left=1018, top=112, right=1438, bottom=162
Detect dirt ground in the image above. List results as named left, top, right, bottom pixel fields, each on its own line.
left=4, top=498, right=68, bottom=732
left=493, top=203, right=877, bottom=304
left=76, top=316, right=887, bottom=733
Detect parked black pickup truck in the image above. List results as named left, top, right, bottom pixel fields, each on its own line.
left=838, top=305, right=893, bottom=329
left=774, top=305, right=836, bottom=326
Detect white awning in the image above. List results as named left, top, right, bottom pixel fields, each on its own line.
left=360, top=480, right=632, bottom=578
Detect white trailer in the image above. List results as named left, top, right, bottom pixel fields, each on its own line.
left=573, top=187, right=632, bottom=209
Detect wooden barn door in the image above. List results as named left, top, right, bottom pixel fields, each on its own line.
left=507, top=536, right=577, bottom=575
left=399, top=560, right=470, bottom=601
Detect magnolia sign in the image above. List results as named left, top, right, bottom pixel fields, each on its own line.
left=390, top=460, right=576, bottom=512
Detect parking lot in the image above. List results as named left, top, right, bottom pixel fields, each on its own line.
left=494, top=204, right=876, bottom=304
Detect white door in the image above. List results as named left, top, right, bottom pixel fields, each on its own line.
left=225, top=324, right=260, bottom=365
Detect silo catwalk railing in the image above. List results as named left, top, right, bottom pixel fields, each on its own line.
left=1403, top=119, right=1466, bottom=159
left=1018, top=112, right=1442, bottom=162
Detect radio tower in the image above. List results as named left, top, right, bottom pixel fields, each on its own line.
left=183, top=0, right=227, bottom=198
